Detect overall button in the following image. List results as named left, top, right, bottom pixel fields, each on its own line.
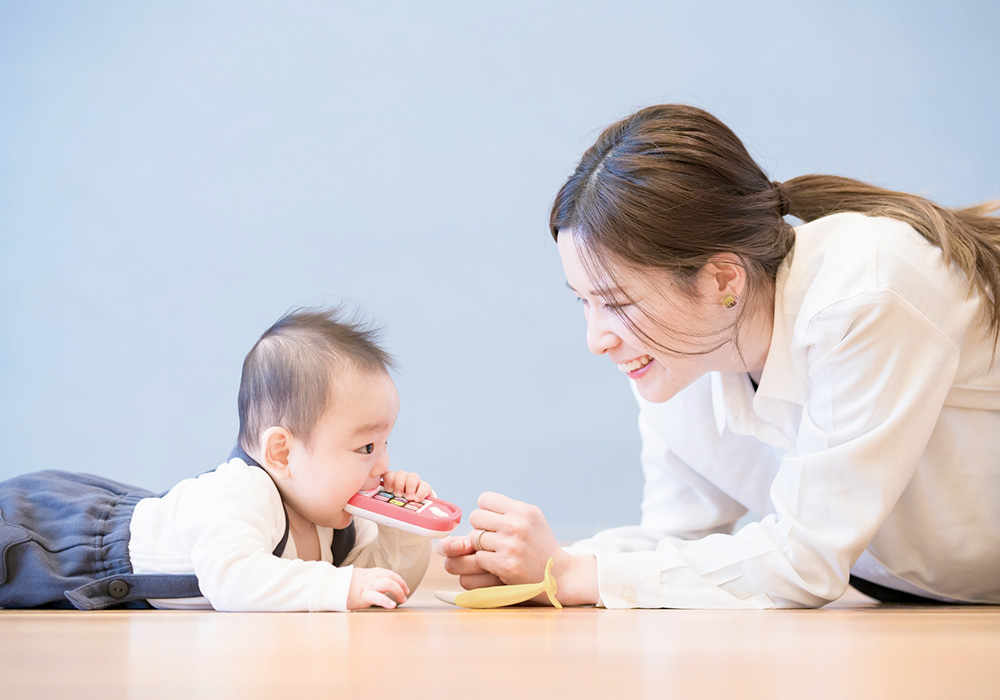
left=107, top=580, right=130, bottom=599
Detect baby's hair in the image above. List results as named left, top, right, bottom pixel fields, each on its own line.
left=237, top=306, right=396, bottom=453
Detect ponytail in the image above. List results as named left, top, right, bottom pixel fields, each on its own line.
left=781, top=175, right=1000, bottom=343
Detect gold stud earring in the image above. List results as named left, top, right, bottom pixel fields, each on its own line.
left=721, top=294, right=739, bottom=309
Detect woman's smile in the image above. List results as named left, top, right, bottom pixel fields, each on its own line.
left=617, top=354, right=654, bottom=377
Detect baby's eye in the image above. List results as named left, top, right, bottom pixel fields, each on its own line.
left=356, top=443, right=374, bottom=455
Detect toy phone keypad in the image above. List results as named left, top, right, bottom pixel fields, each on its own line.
left=375, top=489, right=427, bottom=511
left=345, top=485, right=462, bottom=538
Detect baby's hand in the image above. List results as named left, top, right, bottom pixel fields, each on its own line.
left=381, top=470, right=432, bottom=502
left=347, top=566, right=411, bottom=610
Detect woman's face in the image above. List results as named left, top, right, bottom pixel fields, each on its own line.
left=557, top=229, right=747, bottom=403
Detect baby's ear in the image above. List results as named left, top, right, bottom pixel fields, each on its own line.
left=260, top=426, right=292, bottom=479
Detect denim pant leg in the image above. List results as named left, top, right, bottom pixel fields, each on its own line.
left=0, top=470, right=150, bottom=609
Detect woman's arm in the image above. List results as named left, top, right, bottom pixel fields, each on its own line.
left=441, top=374, right=754, bottom=605
left=446, top=289, right=962, bottom=608
left=592, top=291, right=961, bottom=608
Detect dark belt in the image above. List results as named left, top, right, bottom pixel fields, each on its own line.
left=849, top=575, right=954, bottom=605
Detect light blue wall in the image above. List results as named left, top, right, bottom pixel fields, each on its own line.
left=2, top=1, right=998, bottom=539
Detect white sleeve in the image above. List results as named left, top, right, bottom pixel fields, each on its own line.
left=340, top=518, right=432, bottom=595
left=171, top=466, right=357, bottom=612
left=574, top=291, right=959, bottom=609
left=566, top=404, right=748, bottom=554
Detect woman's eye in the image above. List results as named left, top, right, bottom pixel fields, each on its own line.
left=604, top=301, right=632, bottom=312
left=357, top=443, right=374, bottom=455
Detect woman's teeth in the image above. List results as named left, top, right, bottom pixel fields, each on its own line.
left=617, top=356, right=652, bottom=373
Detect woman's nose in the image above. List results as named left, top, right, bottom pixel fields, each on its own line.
left=586, top=308, right=620, bottom=355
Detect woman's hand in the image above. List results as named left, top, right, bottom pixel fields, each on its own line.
left=440, top=492, right=599, bottom=606
left=438, top=533, right=505, bottom=589
left=347, top=566, right=410, bottom=609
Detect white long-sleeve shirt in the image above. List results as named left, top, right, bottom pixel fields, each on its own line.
left=128, top=458, right=431, bottom=611
left=567, top=212, right=1000, bottom=609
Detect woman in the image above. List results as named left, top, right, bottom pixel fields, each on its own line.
left=440, top=104, right=1000, bottom=608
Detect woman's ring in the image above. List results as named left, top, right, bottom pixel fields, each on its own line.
left=473, top=529, right=487, bottom=551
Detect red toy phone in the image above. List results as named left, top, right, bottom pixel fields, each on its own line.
left=345, top=482, right=462, bottom=538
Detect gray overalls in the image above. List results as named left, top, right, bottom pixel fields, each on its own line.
left=0, top=447, right=356, bottom=610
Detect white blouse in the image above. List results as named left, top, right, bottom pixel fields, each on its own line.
left=567, top=213, right=1000, bottom=608
left=128, top=459, right=431, bottom=611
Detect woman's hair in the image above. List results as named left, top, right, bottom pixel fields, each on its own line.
left=550, top=103, right=1000, bottom=352
left=237, top=306, right=395, bottom=453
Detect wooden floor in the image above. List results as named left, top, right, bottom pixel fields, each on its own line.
left=3, top=552, right=999, bottom=700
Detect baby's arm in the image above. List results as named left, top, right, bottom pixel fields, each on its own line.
left=174, top=466, right=359, bottom=611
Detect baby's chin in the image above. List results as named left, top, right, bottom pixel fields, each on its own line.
left=331, top=511, right=354, bottom=530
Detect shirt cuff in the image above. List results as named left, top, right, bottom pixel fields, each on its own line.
left=594, top=550, right=774, bottom=609
left=594, top=551, right=665, bottom=608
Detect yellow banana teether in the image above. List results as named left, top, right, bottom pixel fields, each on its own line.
left=436, top=557, right=562, bottom=609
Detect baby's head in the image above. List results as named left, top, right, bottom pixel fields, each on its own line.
left=237, top=307, right=400, bottom=528
left=238, top=307, right=396, bottom=454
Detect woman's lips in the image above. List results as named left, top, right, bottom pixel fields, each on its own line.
left=617, top=355, right=653, bottom=377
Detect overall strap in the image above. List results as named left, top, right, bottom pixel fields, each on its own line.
left=331, top=515, right=357, bottom=567
left=228, top=444, right=356, bottom=565
left=229, top=444, right=289, bottom=557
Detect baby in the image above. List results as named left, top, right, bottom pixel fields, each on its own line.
left=0, top=307, right=431, bottom=611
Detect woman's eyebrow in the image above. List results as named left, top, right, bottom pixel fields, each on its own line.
left=565, top=281, right=625, bottom=297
